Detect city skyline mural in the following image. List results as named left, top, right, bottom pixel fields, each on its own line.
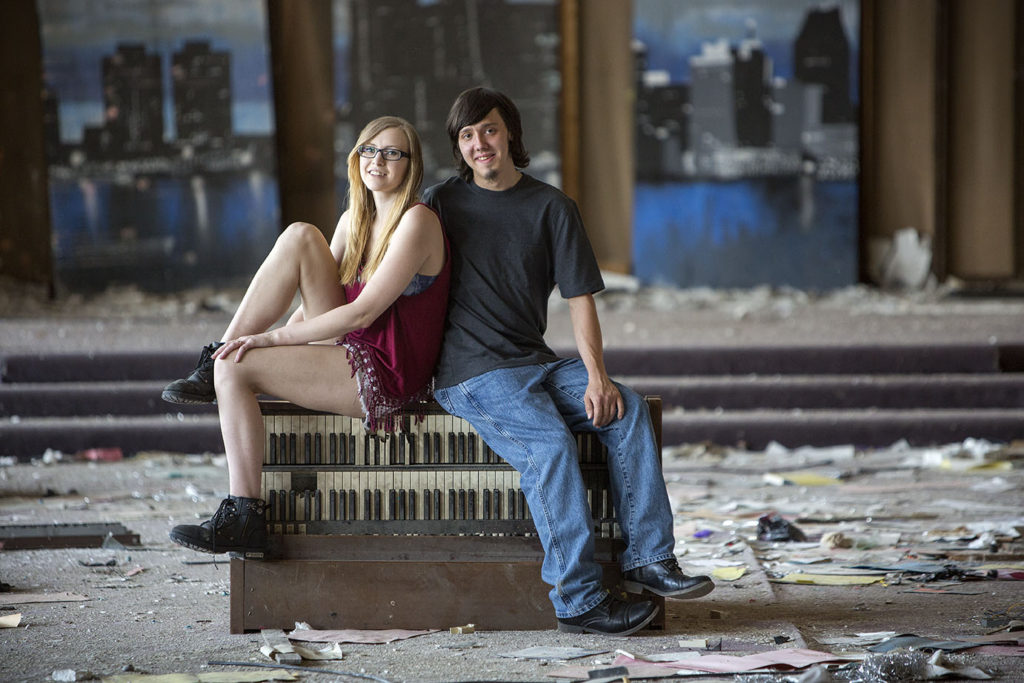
left=37, top=0, right=279, bottom=292
left=633, top=0, right=860, bottom=290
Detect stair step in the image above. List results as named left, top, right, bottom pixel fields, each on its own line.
left=0, top=382, right=217, bottom=417
left=662, top=408, right=1024, bottom=450
left=5, top=344, right=1023, bottom=383
left=3, top=408, right=1022, bottom=459
left=599, top=344, right=1007, bottom=375
left=0, top=415, right=223, bottom=458
left=1, top=352, right=198, bottom=383
left=625, top=374, right=1024, bottom=410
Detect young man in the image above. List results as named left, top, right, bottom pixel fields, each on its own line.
left=422, top=87, right=714, bottom=636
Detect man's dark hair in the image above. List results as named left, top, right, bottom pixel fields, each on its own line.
left=446, top=86, right=530, bottom=181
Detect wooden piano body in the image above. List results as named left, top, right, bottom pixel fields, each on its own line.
left=229, top=398, right=664, bottom=633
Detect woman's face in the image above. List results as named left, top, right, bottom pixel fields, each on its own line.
left=358, top=127, right=410, bottom=196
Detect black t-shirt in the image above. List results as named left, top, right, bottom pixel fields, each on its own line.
left=422, top=174, right=605, bottom=388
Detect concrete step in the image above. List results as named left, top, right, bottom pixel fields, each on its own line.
left=624, top=374, right=1024, bottom=410
left=4, top=343, right=1024, bottom=383
left=662, top=408, right=1024, bottom=450
left=0, top=381, right=216, bottom=417
left=3, top=408, right=1022, bottom=458
left=3, top=374, right=1023, bottom=418
left=0, top=414, right=223, bottom=458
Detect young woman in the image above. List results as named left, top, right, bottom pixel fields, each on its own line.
left=163, top=116, right=449, bottom=558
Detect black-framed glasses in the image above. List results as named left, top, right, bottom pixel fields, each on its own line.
left=357, top=145, right=410, bottom=161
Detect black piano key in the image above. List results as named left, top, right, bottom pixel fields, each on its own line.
left=314, top=489, right=322, bottom=521
left=347, top=489, right=356, bottom=519
left=447, top=433, right=456, bottom=463
left=389, top=434, right=397, bottom=465
left=448, top=489, right=456, bottom=519
left=458, top=433, right=466, bottom=463
left=457, top=489, right=466, bottom=520
left=315, top=432, right=323, bottom=464
left=492, top=489, right=501, bottom=520
left=398, top=490, right=406, bottom=520
left=303, top=489, right=311, bottom=520
left=268, top=433, right=278, bottom=465
left=348, top=435, right=356, bottom=464
left=508, top=488, right=516, bottom=519
left=278, top=433, right=287, bottom=463
left=329, top=433, right=337, bottom=464
left=268, top=490, right=277, bottom=521
left=330, top=489, right=337, bottom=520
left=468, top=433, right=477, bottom=463
left=432, top=433, right=441, bottom=463
left=398, top=432, right=406, bottom=464
left=388, top=489, right=397, bottom=520
left=468, top=489, right=476, bottom=520
left=304, top=433, right=312, bottom=465
left=288, top=489, right=297, bottom=522
left=288, top=433, right=297, bottom=465
left=363, top=489, right=371, bottom=520
left=519, top=490, right=529, bottom=519
left=408, top=489, right=416, bottom=520
left=482, top=489, right=491, bottom=520
left=433, top=489, right=441, bottom=520
left=423, top=488, right=432, bottom=520
left=373, top=489, right=382, bottom=520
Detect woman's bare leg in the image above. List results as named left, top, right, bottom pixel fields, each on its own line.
left=215, top=344, right=362, bottom=498
left=223, top=222, right=345, bottom=341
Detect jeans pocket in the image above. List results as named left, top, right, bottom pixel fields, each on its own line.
left=433, top=386, right=453, bottom=413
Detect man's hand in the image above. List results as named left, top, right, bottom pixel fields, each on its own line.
left=585, top=375, right=625, bottom=428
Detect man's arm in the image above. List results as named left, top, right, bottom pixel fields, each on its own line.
left=568, top=293, right=624, bottom=427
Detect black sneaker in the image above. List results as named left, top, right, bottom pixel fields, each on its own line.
left=169, top=495, right=267, bottom=560
left=161, top=341, right=223, bottom=404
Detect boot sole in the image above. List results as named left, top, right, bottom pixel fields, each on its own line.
left=168, top=531, right=265, bottom=560
left=161, top=390, right=216, bottom=405
left=557, top=604, right=660, bottom=636
left=623, top=577, right=715, bottom=599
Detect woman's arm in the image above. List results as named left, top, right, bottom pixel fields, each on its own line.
left=221, top=205, right=442, bottom=359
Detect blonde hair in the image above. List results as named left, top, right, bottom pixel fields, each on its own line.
left=338, top=116, right=424, bottom=285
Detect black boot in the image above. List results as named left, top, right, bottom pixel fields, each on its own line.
left=161, top=341, right=223, bottom=404
left=556, top=594, right=659, bottom=636
left=169, top=495, right=267, bottom=560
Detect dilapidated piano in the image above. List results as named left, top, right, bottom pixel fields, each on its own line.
left=230, top=398, right=664, bottom=633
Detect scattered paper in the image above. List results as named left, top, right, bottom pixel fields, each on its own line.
left=0, top=592, right=89, bottom=605
left=500, top=646, right=606, bottom=661
left=712, top=566, right=747, bottom=581
left=0, top=613, right=22, bottom=628
left=772, top=572, right=885, bottom=586
left=102, top=672, right=297, bottom=682
left=611, top=648, right=859, bottom=674
left=286, top=628, right=437, bottom=644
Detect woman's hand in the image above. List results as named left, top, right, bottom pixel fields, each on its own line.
left=211, top=332, right=276, bottom=363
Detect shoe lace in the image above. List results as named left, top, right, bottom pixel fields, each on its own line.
left=661, top=557, right=682, bottom=571
left=196, top=343, right=219, bottom=369
left=203, top=498, right=238, bottom=555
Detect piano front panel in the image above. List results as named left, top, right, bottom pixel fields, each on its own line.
left=260, top=402, right=620, bottom=538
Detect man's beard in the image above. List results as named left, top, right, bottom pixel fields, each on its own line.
left=482, top=168, right=499, bottom=182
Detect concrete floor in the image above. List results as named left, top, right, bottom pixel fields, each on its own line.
left=2, top=279, right=1024, bottom=681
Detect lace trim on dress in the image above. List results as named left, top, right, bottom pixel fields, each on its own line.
left=341, top=340, right=432, bottom=432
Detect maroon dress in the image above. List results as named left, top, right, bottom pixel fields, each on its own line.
left=340, top=207, right=451, bottom=430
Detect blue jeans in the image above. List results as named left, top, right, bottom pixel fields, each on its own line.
left=433, top=358, right=676, bottom=619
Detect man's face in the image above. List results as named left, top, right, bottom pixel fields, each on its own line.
left=457, top=107, right=513, bottom=184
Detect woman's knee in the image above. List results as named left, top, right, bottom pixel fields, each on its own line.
left=280, top=221, right=325, bottom=251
